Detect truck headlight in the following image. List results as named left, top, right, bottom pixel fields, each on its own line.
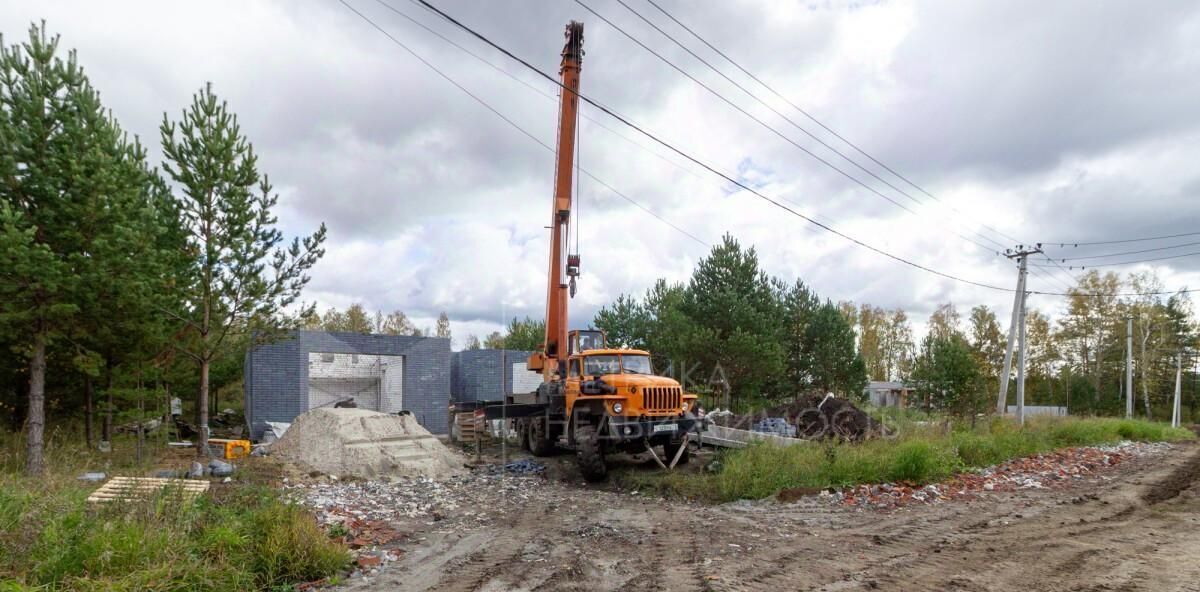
left=613, top=402, right=624, bottom=414
left=681, top=401, right=689, bottom=411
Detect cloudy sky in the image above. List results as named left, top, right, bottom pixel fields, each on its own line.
left=5, top=0, right=1199, bottom=347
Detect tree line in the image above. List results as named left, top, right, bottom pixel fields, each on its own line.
left=837, top=272, right=1198, bottom=419
left=593, top=234, right=868, bottom=410
left=0, top=24, right=326, bottom=474
left=587, top=234, right=1198, bottom=419
left=299, top=304, right=451, bottom=338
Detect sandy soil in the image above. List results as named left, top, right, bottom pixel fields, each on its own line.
left=331, top=442, right=1200, bottom=592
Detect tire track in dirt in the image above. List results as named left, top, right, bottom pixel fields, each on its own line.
left=844, top=444, right=1200, bottom=591
left=432, top=511, right=544, bottom=592
left=1142, top=445, right=1200, bottom=505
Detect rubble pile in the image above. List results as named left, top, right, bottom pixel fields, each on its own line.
left=288, top=469, right=552, bottom=573
left=710, top=392, right=886, bottom=441
left=831, top=441, right=1171, bottom=510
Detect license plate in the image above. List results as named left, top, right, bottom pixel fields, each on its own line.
left=653, top=424, right=677, bottom=434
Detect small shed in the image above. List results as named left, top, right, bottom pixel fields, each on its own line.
left=244, top=330, right=450, bottom=440
left=450, top=349, right=539, bottom=403
left=864, top=381, right=912, bottom=408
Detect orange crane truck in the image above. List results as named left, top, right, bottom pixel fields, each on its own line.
left=482, top=21, right=698, bottom=481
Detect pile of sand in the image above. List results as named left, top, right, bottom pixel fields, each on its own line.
left=272, top=408, right=466, bottom=479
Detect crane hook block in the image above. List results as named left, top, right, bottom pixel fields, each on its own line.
left=566, top=254, right=581, bottom=278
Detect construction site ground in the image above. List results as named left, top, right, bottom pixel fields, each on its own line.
left=295, top=438, right=1200, bottom=592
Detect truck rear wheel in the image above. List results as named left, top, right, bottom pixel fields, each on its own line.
left=528, top=416, right=554, bottom=456
left=575, top=424, right=607, bottom=482
left=516, top=418, right=531, bottom=452
left=663, top=436, right=690, bottom=465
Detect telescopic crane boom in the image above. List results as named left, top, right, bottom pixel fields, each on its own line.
left=528, top=21, right=584, bottom=378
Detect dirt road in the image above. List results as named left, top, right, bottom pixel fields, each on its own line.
left=326, top=442, right=1200, bottom=591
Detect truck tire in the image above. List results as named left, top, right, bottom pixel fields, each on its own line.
left=575, top=424, right=607, bottom=482
left=516, top=418, right=531, bottom=452
left=662, top=436, right=690, bottom=465
left=528, top=416, right=554, bottom=457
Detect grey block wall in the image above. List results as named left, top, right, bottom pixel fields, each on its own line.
left=451, top=349, right=534, bottom=402
left=244, top=330, right=451, bottom=440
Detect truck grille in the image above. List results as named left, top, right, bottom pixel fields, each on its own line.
left=642, top=386, right=682, bottom=414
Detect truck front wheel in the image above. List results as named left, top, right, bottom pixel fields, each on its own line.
left=575, top=424, right=607, bottom=482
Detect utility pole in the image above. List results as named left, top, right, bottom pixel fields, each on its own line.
left=998, top=245, right=1040, bottom=423
left=1125, top=316, right=1133, bottom=419
left=998, top=260, right=1024, bottom=414
left=1173, top=351, right=1182, bottom=428
left=1016, top=285, right=1030, bottom=425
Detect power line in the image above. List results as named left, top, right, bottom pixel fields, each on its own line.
left=1033, top=249, right=1200, bottom=270
left=572, top=0, right=1013, bottom=256
left=1041, top=230, right=1200, bottom=247
left=410, top=0, right=1200, bottom=297
left=391, top=0, right=875, bottom=245
left=595, top=0, right=1097, bottom=291
left=632, top=0, right=1101, bottom=290
left=361, top=0, right=1194, bottom=300
left=1049, top=239, right=1200, bottom=262
left=637, top=0, right=1022, bottom=249
left=339, top=0, right=709, bottom=248
left=371, top=0, right=707, bottom=184
left=375, top=0, right=845, bottom=248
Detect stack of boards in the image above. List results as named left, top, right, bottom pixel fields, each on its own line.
left=86, top=476, right=210, bottom=504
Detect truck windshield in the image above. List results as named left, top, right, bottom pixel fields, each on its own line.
left=621, top=355, right=653, bottom=374
left=581, top=354, right=652, bottom=375
left=583, top=355, right=620, bottom=376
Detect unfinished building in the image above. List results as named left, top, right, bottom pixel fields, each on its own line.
left=243, top=330, right=450, bottom=440
left=450, top=349, right=540, bottom=403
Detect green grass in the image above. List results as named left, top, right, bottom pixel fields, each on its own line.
left=0, top=431, right=349, bottom=591
left=638, top=416, right=1194, bottom=503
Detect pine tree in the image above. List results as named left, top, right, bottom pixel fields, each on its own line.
left=796, top=302, right=868, bottom=398
left=594, top=294, right=649, bottom=349
left=501, top=317, right=547, bottom=351
left=679, top=234, right=787, bottom=406
left=160, top=83, right=326, bottom=453
left=0, top=23, right=174, bottom=473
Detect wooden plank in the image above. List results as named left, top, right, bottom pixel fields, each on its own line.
left=87, top=477, right=210, bottom=504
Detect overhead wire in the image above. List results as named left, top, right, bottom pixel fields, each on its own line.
left=1032, top=249, right=1200, bottom=269
left=370, top=0, right=708, bottom=183
left=378, top=0, right=850, bottom=243
left=347, top=0, right=1195, bottom=299
left=571, top=0, right=1015, bottom=257
left=339, top=0, right=709, bottom=248
left=1040, top=230, right=1200, bottom=247
left=410, top=0, right=1200, bottom=297
left=631, top=0, right=1099, bottom=290
left=611, top=0, right=1018, bottom=254
left=601, top=0, right=1095, bottom=294
left=1048, top=239, right=1200, bottom=262
left=641, top=0, right=1024, bottom=247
